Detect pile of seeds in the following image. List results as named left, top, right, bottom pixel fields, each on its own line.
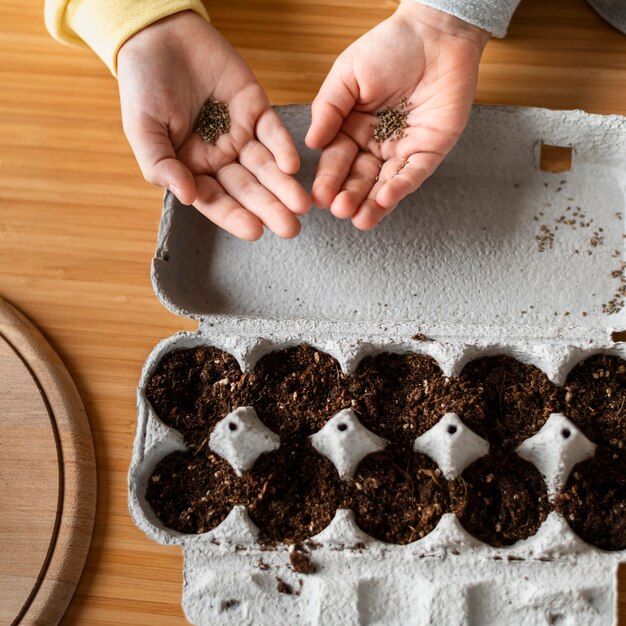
left=194, top=99, right=230, bottom=144
left=372, top=104, right=408, bottom=143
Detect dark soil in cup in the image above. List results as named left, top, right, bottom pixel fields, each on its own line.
left=146, top=451, right=245, bottom=534
left=350, top=352, right=453, bottom=444
left=248, top=345, right=352, bottom=441
left=450, top=453, right=550, bottom=547
left=194, top=99, right=230, bottom=144
left=346, top=445, right=449, bottom=544
left=558, top=447, right=626, bottom=550
left=242, top=441, right=345, bottom=544
left=562, top=354, right=626, bottom=450
left=448, top=356, right=561, bottom=450
left=145, top=346, right=248, bottom=454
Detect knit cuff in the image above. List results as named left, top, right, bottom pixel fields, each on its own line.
left=412, top=0, right=521, bottom=38
left=45, top=0, right=210, bottom=75
left=587, top=0, right=626, bottom=34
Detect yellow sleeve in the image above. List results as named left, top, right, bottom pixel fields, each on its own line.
left=44, top=0, right=210, bottom=76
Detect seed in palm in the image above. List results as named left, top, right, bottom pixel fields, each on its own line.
left=194, top=99, right=230, bottom=145
left=372, top=106, right=408, bottom=143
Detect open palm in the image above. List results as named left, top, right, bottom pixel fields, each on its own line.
left=306, top=1, right=489, bottom=230
left=118, top=11, right=310, bottom=240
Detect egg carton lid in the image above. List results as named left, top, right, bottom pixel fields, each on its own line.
left=151, top=104, right=626, bottom=343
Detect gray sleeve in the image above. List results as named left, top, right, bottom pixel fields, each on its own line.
left=587, top=0, right=626, bottom=34
left=412, top=0, right=522, bottom=37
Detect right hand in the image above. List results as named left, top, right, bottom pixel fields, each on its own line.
left=117, top=11, right=311, bottom=240
left=306, top=1, right=489, bottom=230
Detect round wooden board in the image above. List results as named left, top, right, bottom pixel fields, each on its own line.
left=0, top=297, right=96, bottom=626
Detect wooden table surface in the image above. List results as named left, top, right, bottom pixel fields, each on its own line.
left=1, top=0, right=626, bottom=623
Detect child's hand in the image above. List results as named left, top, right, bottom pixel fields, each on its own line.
left=117, top=11, right=310, bottom=240
left=306, top=1, right=489, bottom=230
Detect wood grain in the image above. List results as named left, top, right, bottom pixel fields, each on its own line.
left=0, top=298, right=96, bottom=625
left=0, top=320, right=59, bottom=624
left=0, top=0, right=625, bottom=623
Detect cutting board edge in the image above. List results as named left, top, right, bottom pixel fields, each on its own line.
left=0, top=298, right=97, bottom=626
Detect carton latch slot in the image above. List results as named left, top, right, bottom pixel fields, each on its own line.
left=540, top=144, right=573, bottom=172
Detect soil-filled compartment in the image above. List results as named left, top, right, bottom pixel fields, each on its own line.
left=142, top=344, right=626, bottom=550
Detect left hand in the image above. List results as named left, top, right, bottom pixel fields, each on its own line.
left=305, top=1, right=490, bottom=230
left=118, top=12, right=310, bottom=240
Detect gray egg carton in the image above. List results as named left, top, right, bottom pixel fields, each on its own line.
left=129, top=104, right=626, bottom=626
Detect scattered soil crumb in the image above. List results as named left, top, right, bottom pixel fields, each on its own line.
left=290, top=545, right=317, bottom=574
left=276, top=577, right=294, bottom=595
left=222, top=599, right=239, bottom=610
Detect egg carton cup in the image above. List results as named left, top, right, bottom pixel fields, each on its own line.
left=130, top=104, right=626, bottom=625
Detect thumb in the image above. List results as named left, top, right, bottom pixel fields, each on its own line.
left=123, top=114, right=197, bottom=205
left=305, top=56, right=359, bottom=150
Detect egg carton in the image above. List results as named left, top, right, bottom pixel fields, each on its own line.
left=129, top=104, right=626, bottom=625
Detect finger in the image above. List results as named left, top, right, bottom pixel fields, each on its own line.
left=216, top=163, right=301, bottom=239
left=351, top=198, right=390, bottom=231
left=350, top=159, right=401, bottom=231
left=311, top=132, right=359, bottom=208
left=194, top=175, right=264, bottom=241
left=123, top=115, right=197, bottom=205
left=340, top=110, right=384, bottom=157
left=306, top=59, right=359, bottom=150
left=367, top=156, right=401, bottom=200
left=256, top=108, right=301, bottom=175
left=375, top=151, right=443, bottom=209
left=330, top=151, right=381, bottom=220
left=238, top=141, right=311, bottom=215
